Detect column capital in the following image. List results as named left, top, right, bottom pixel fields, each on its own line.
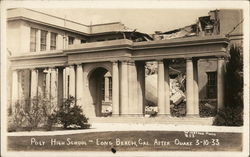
left=120, top=60, right=129, bottom=64
left=156, top=58, right=164, bottom=62
left=76, top=64, right=82, bottom=68
left=157, top=59, right=164, bottom=64
left=111, top=60, right=119, bottom=64
left=68, top=64, right=75, bottom=68
left=30, top=68, right=39, bottom=71
left=217, top=56, right=226, bottom=60
left=186, top=57, right=193, bottom=61
left=127, top=60, right=135, bottom=65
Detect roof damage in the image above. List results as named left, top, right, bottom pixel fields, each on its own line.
left=152, top=10, right=220, bottom=40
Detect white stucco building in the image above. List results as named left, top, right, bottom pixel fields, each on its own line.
left=7, top=8, right=242, bottom=122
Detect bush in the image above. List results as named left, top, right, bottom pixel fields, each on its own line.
left=25, top=97, right=51, bottom=130
left=199, top=100, right=217, bottom=117
left=213, top=106, right=243, bottom=126
left=8, top=102, right=26, bottom=132
left=8, top=96, right=52, bottom=132
left=49, top=96, right=89, bottom=129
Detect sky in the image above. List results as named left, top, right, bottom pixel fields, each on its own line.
left=35, top=8, right=213, bottom=34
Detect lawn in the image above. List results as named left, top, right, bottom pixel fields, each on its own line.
left=8, top=131, right=242, bottom=152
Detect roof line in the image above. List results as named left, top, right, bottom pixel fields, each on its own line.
left=8, top=8, right=123, bottom=28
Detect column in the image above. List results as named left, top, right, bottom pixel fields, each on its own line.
left=63, top=67, right=69, bottom=99
left=45, top=68, right=51, bottom=99
left=164, top=60, right=171, bottom=115
left=112, top=61, right=120, bottom=116
left=50, top=68, right=58, bottom=109
left=57, top=67, right=64, bottom=107
left=193, top=59, right=199, bottom=116
left=36, top=29, right=41, bottom=52
left=69, top=65, right=76, bottom=98
left=37, top=69, right=44, bottom=98
left=136, top=61, right=145, bottom=116
left=120, top=61, right=129, bottom=115
left=157, top=60, right=165, bottom=116
left=76, top=64, right=83, bottom=106
left=46, top=32, right=51, bottom=51
left=18, top=71, right=25, bottom=106
left=104, top=76, right=110, bottom=102
left=30, top=69, right=38, bottom=99
left=186, top=58, right=194, bottom=116
left=11, top=70, right=19, bottom=113
left=217, top=57, right=225, bottom=110
left=128, top=60, right=138, bottom=115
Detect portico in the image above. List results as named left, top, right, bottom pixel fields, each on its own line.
left=10, top=36, right=229, bottom=118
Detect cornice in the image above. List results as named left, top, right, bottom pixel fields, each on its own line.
left=8, top=17, right=90, bottom=36
left=9, top=36, right=229, bottom=64
left=9, top=51, right=66, bottom=61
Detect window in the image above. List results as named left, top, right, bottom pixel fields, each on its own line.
left=101, top=78, right=105, bottom=101
left=50, top=32, right=57, bottom=50
left=109, top=77, right=112, bottom=100
left=207, top=72, right=217, bottom=99
left=68, top=36, right=74, bottom=45
left=30, top=28, right=37, bottom=52
left=40, top=30, right=47, bottom=51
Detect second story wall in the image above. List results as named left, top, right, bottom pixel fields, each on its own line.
left=7, top=19, right=88, bottom=56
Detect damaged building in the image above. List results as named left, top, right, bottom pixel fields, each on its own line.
left=146, top=9, right=243, bottom=116
left=7, top=8, right=243, bottom=124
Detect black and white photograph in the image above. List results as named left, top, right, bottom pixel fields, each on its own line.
left=1, top=1, right=249, bottom=157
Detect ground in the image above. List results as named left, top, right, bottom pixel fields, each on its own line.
left=7, top=123, right=243, bottom=152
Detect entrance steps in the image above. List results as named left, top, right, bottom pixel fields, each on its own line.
left=89, top=116, right=214, bottom=125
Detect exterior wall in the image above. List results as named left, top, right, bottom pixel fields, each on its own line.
left=7, top=20, right=24, bottom=55
left=81, top=62, right=112, bottom=118
left=7, top=8, right=90, bottom=34
left=218, top=9, right=243, bottom=36
left=8, top=19, right=89, bottom=55
left=198, top=59, right=217, bottom=100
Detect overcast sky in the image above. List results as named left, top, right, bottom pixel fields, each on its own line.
left=35, top=8, right=214, bottom=34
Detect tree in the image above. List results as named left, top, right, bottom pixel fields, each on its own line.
left=225, top=45, right=243, bottom=108
left=213, top=45, right=243, bottom=126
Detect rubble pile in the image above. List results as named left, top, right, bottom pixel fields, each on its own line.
left=169, top=78, right=186, bottom=117
left=145, top=74, right=187, bottom=117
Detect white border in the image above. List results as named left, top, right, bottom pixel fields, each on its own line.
left=1, top=1, right=249, bottom=157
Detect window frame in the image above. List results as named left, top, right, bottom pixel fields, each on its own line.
left=40, top=30, right=47, bottom=51
left=206, top=71, right=217, bottom=99
left=30, top=28, right=37, bottom=52
left=68, top=36, right=75, bottom=45
left=50, top=32, right=57, bottom=50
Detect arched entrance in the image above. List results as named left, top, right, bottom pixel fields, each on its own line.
left=88, top=67, right=112, bottom=117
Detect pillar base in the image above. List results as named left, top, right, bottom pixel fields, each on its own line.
left=185, top=114, right=200, bottom=118
left=157, top=114, right=172, bottom=118
left=119, top=114, right=145, bottom=117
left=112, top=114, right=120, bottom=117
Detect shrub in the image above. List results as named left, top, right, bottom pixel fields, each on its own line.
left=49, top=96, right=89, bottom=129
left=8, top=96, right=52, bottom=132
left=213, top=106, right=243, bottom=126
left=24, top=97, right=50, bottom=130
left=8, top=102, right=26, bottom=132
